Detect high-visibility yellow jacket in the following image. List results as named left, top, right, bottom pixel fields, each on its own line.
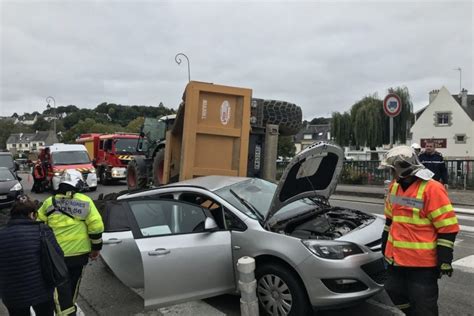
left=38, top=193, right=104, bottom=257
left=384, top=179, right=459, bottom=267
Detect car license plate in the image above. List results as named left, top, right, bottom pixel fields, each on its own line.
left=0, top=195, right=7, bottom=200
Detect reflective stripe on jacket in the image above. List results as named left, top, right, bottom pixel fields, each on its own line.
left=384, top=179, right=459, bottom=267
left=38, top=193, right=104, bottom=257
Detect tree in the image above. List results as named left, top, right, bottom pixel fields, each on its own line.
left=278, top=136, right=296, bottom=158
left=126, top=117, right=144, bottom=133
left=331, top=87, right=413, bottom=153
left=32, top=117, right=51, bottom=131
left=331, top=112, right=352, bottom=146
left=309, top=117, right=331, bottom=125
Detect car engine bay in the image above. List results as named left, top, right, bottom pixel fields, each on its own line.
left=276, top=207, right=375, bottom=240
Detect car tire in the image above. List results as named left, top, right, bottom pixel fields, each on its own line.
left=262, top=100, right=302, bottom=136
left=152, top=148, right=165, bottom=187
left=255, top=263, right=311, bottom=316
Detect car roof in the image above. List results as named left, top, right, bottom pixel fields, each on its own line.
left=49, top=143, right=87, bottom=152
left=164, top=175, right=249, bottom=192
left=0, top=152, right=13, bottom=156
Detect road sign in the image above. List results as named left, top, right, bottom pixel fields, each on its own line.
left=383, top=93, right=402, bottom=117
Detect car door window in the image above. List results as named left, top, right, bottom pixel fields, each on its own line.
left=224, top=209, right=247, bottom=231
left=102, top=200, right=132, bottom=232
left=128, top=199, right=208, bottom=237
left=178, top=193, right=225, bottom=229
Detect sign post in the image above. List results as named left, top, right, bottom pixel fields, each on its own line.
left=383, top=93, right=402, bottom=148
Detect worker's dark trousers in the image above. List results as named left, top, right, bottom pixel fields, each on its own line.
left=54, top=255, right=88, bottom=316
left=384, top=265, right=439, bottom=316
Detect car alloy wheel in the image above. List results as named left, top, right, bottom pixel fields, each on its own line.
left=257, top=274, right=293, bottom=316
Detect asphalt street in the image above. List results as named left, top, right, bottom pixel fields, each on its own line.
left=1, top=174, right=473, bottom=315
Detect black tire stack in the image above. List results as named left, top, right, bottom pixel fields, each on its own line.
left=261, top=99, right=302, bottom=136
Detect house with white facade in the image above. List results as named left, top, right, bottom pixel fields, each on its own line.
left=410, top=86, right=474, bottom=159
left=6, top=131, right=58, bottom=155
left=294, top=124, right=331, bottom=153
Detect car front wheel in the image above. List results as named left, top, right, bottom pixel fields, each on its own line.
left=256, top=263, right=312, bottom=316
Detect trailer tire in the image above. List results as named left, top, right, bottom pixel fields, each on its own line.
left=262, top=100, right=302, bottom=136
left=152, top=148, right=166, bottom=187
left=127, top=158, right=147, bottom=191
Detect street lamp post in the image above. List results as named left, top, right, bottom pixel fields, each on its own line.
left=46, top=96, right=56, bottom=135
left=175, top=53, right=191, bottom=82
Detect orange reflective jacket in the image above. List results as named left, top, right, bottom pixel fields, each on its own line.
left=33, top=164, right=45, bottom=179
left=384, top=178, right=459, bottom=267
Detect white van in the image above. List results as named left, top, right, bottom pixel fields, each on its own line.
left=48, top=143, right=98, bottom=191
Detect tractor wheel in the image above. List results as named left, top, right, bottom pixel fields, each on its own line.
left=152, top=148, right=166, bottom=187
left=127, top=159, right=147, bottom=191
left=262, top=100, right=302, bottom=136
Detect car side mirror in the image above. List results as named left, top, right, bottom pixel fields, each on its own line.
left=204, top=217, right=218, bottom=232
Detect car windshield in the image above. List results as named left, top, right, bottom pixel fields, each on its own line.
left=0, top=168, right=15, bottom=181
left=52, top=151, right=91, bottom=165
left=215, top=178, right=315, bottom=219
left=115, top=138, right=138, bottom=154
left=0, top=155, right=14, bottom=169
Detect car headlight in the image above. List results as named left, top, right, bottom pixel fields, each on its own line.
left=90, top=167, right=96, bottom=173
left=10, top=183, right=22, bottom=191
left=302, top=240, right=363, bottom=260
left=54, top=172, right=63, bottom=176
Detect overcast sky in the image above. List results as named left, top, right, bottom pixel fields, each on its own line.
left=1, top=0, right=472, bottom=119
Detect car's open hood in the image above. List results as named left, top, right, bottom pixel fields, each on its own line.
left=263, top=142, right=343, bottom=227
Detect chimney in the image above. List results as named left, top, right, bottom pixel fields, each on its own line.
left=429, top=89, right=439, bottom=103
left=460, top=88, right=468, bottom=108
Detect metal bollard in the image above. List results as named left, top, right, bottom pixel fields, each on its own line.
left=237, top=256, right=259, bottom=316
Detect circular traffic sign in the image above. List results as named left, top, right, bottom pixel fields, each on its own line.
left=383, top=93, right=402, bottom=117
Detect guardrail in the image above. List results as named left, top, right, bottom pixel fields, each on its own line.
left=277, top=160, right=474, bottom=190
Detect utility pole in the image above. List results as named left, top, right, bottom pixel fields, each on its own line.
left=454, top=67, right=462, bottom=92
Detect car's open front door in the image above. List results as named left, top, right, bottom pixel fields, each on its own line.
left=100, top=200, right=144, bottom=289
left=124, top=198, right=234, bottom=308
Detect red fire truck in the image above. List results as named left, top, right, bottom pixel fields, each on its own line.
left=76, top=133, right=141, bottom=184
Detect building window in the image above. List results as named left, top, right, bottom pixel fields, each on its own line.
left=12, top=144, right=16, bottom=148
left=24, top=143, right=28, bottom=147
left=437, top=113, right=450, bottom=125
left=303, top=134, right=312, bottom=140
left=454, top=134, right=467, bottom=144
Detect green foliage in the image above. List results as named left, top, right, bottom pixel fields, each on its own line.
left=0, top=121, right=33, bottom=149
left=5, top=102, right=175, bottom=147
left=62, top=118, right=126, bottom=143
left=331, top=87, right=413, bottom=148
left=126, top=117, right=145, bottom=133
left=32, top=117, right=51, bottom=131
left=309, top=117, right=331, bottom=125
left=331, top=112, right=352, bottom=146
left=278, top=136, right=296, bottom=158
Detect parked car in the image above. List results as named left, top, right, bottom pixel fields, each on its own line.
left=0, top=152, right=19, bottom=175
left=0, top=167, right=23, bottom=208
left=100, top=142, right=385, bottom=315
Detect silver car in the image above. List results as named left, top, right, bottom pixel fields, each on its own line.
left=100, top=142, right=385, bottom=315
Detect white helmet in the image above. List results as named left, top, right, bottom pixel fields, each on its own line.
left=380, top=146, right=428, bottom=178
left=411, top=143, right=421, bottom=150
left=59, top=169, right=85, bottom=191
